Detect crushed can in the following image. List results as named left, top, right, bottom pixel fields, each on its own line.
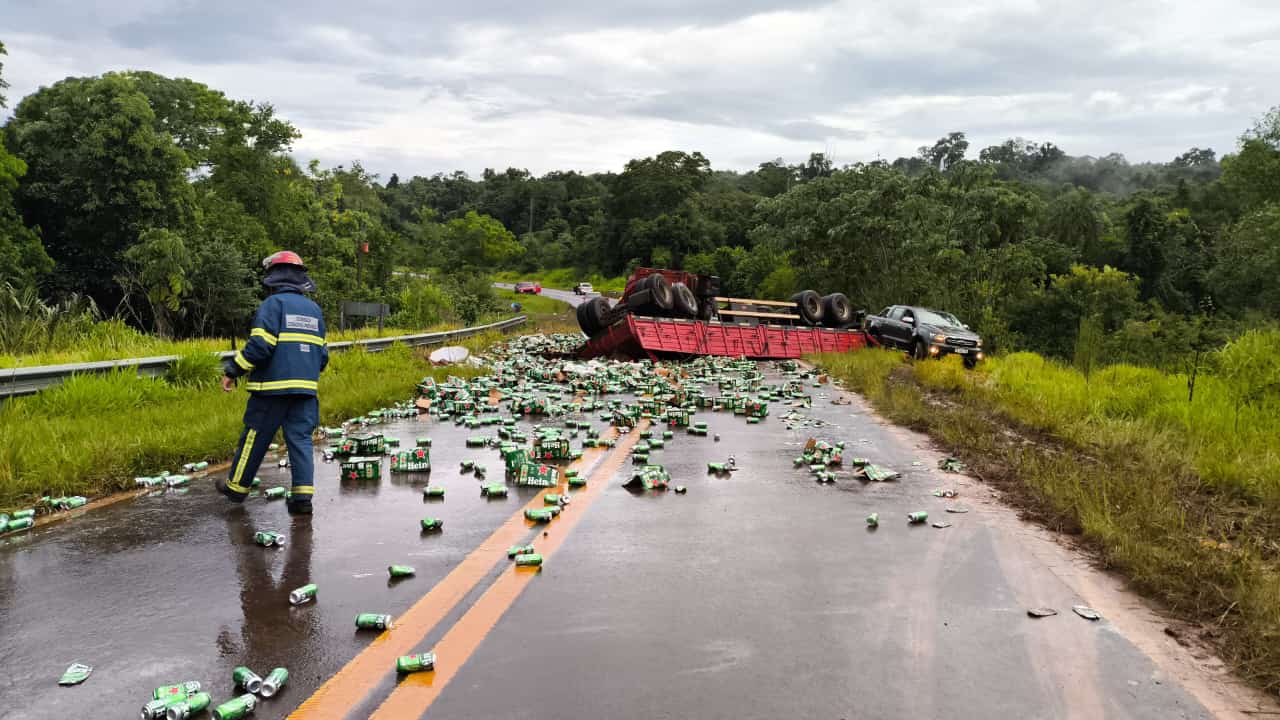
left=289, top=583, right=318, bottom=605
left=420, top=517, right=443, bottom=532
left=260, top=667, right=288, bottom=698
left=254, top=531, right=286, bottom=547
left=166, top=691, right=211, bottom=720
left=396, top=652, right=436, bottom=674
left=866, top=513, right=879, bottom=527
left=233, top=666, right=263, bottom=693
left=210, top=693, right=256, bottom=720
left=355, top=613, right=393, bottom=631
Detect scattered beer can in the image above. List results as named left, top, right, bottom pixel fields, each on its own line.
left=263, top=487, right=287, bottom=500
left=11, top=509, right=34, bottom=519
left=866, top=512, right=879, bottom=527
left=543, top=494, right=561, bottom=506
left=567, top=476, right=586, bottom=488
left=355, top=613, right=393, bottom=631
left=514, top=553, right=543, bottom=567
left=254, top=531, right=286, bottom=547
left=420, top=517, right=443, bottom=532
left=388, top=565, right=416, bottom=578
left=289, top=583, right=318, bottom=605
left=422, top=486, right=445, bottom=499
left=507, top=544, right=536, bottom=558
left=211, top=693, right=256, bottom=720
left=57, top=662, right=92, bottom=686
left=166, top=691, right=211, bottom=720
left=260, top=667, right=288, bottom=698
left=153, top=681, right=201, bottom=700
left=142, top=696, right=187, bottom=720
left=232, top=666, right=263, bottom=694
left=524, top=508, right=553, bottom=523
left=674, top=485, right=687, bottom=494
left=164, top=475, right=190, bottom=488
left=396, top=652, right=436, bottom=674
left=4, top=517, right=34, bottom=533
left=907, top=511, right=929, bottom=524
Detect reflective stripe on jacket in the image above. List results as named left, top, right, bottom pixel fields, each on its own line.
left=224, top=290, right=328, bottom=396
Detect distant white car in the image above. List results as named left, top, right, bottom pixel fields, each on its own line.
left=573, top=283, right=594, bottom=295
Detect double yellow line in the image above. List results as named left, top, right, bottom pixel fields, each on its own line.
left=290, top=422, right=647, bottom=719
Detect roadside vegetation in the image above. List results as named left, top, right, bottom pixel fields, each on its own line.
left=0, top=342, right=494, bottom=508
left=813, top=330, right=1280, bottom=692
left=493, top=269, right=626, bottom=295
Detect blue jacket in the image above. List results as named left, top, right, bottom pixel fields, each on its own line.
left=224, top=289, right=329, bottom=396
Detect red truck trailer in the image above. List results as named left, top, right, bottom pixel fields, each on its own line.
left=576, top=268, right=875, bottom=360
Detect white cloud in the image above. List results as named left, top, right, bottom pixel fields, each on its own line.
left=2, top=0, right=1277, bottom=176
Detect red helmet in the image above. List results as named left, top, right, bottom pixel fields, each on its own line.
left=262, top=250, right=305, bottom=269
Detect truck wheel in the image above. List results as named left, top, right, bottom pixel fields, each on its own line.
left=576, top=301, right=599, bottom=335
left=671, top=282, right=699, bottom=317
left=791, top=290, right=824, bottom=326
left=821, top=293, right=853, bottom=326
left=646, top=274, right=674, bottom=311
left=626, top=288, right=654, bottom=312
left=963, top=356, right=978, bottom=370
left=584, top=296, right=611, bottom=331
left=912, top=340, right=928, bottom=361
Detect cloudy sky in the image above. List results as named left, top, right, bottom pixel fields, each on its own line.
left=2, top=0, right=1276, bottom=177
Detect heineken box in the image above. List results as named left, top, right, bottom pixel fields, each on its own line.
left=391, top=448, right=431, bottom=473
left=516, top=462, right=559, bottom=488
left=350, top=433, right=385, bottom=455
left=341, top=457, right=381, bottom=481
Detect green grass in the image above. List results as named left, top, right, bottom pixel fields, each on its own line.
left=494, top=269, right=627, bottom=294
left=812, top=348, right=1280, bottom=693
left=0, top=321, right=461, bottom=368
left=0, top=343, right=482, bottom=508
left=495, top=290, right=579, bottom=334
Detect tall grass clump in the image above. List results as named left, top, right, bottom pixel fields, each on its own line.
left=812, top=331, right=1280, bottom=692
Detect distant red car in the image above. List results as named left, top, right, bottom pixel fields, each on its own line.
left=515, top=281, right=541, bottom=294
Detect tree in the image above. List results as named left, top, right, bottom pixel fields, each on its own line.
left=1208, top=205, right=1280, bottom=318
left=800, top=152, right=833, bottom=181
left=442, top=211, right=523, bottom=269
left=6, top=73, right=196, bottom=307
left=0, top=40, right=8, bottom=108
left=117, top=228, right=193, bottom=338
left=1220, top=106, right=1280, bottom=212
left=919, top=132, right=969, bottom=171
left=0, top=42, right=52, bottom=288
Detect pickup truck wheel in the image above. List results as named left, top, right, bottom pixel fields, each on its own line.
left=791, top=290, right=824, bottom=326
left=963, top=356, right=978, bottom=370
left=912, top=340, right=928, bottom=361
left=671, top=282, right=699, bottom=317
left=821, top=293, right=853, bottom=327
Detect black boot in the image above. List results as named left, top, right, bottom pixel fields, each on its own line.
left=213, top=478, right=247, bottom=503
left=286, top=497, right=313, bottom=515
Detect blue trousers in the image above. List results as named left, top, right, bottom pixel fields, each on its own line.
left=226, top=393, right=318, bottom=499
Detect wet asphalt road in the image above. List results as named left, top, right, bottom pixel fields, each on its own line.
left=0, top=368, right=1215, bottom=719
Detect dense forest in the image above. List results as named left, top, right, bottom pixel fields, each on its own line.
left=1, top=41, right=1277, bottom=367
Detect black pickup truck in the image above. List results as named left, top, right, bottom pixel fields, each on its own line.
left=864, top=305, right=985, bottom=368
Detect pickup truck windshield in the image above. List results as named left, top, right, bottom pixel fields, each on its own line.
left=914, top=309, right=963, bottom=327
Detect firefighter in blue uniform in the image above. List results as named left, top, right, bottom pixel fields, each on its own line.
left=217, top=251, right=328, bottom=515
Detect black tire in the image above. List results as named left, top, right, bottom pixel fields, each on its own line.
left=626, top=288, right=654, bottom=311
left=576, top=301, right=599, bottom=335
left=584, top=297, right=610, bottom=330
left=791, top=290, right=824, bottom=326
left=671, top=282, right=698, bottom=317
left=912, top=340, right=928, bottom=361
left=963, top=356, right=978, bottom=370
left=646, top=274, right=674, bottom=311
left=821, top=293, right=853, bottom=327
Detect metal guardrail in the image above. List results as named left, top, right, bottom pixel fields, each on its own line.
left=0, top=316, right=527, bottom=400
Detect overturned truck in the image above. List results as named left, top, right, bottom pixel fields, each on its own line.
left=577, top=268, right=874, bottom=360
